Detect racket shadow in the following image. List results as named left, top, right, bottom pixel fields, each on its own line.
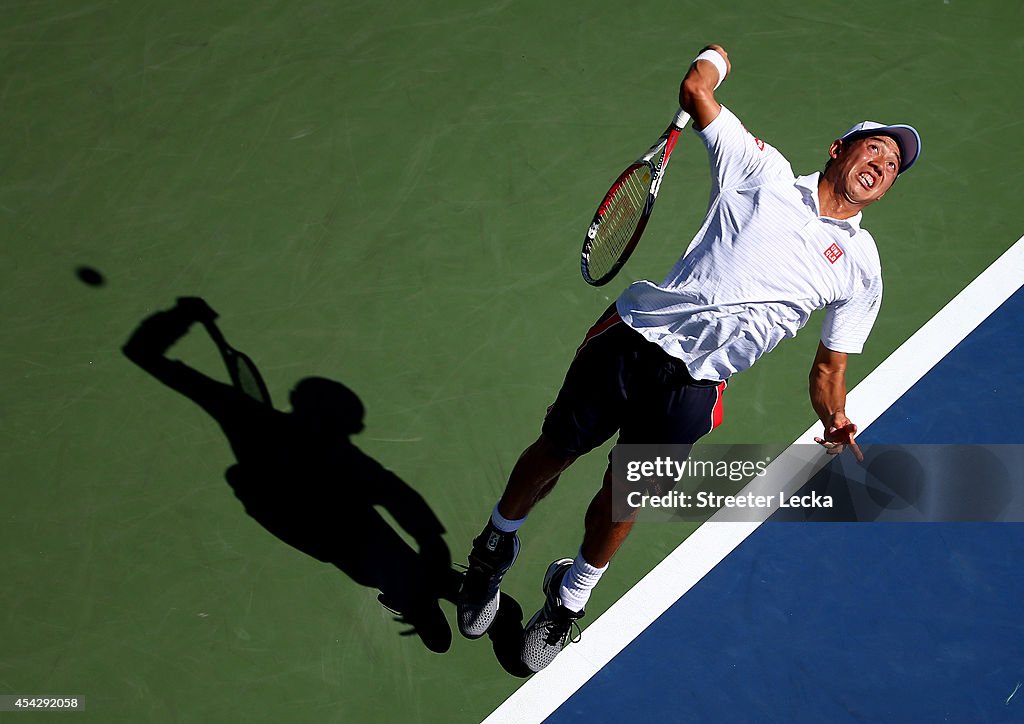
left=123, top=298, right=462, bottom=654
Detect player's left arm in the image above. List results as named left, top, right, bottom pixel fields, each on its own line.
left=809, top=341, right=860, bottom=457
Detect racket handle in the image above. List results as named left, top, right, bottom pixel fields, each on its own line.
left=670, top=107, right=692, bottom=130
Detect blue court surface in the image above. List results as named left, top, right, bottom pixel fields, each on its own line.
left=545, top=288, right=1024, bottom=721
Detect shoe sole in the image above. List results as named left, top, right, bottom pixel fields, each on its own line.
left=459, top=606, right=495, bottom=640
left=457, top=536, right=522, bottom=640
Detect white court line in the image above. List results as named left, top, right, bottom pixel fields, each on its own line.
left=484, top=233, right=1024, bottom=724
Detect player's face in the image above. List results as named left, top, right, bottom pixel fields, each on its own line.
left=829, top=135, right=901, bottom=206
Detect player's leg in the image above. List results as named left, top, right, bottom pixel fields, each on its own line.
left=457, top=307, right=628, bottom=640
left=520, top=335, right=727, bottom=671
left=519, top=467, right=624, bottom=673
left=455, top=434, right=573, bottom=640
left=497, top=433, right=577, bottom=520
left=580, top=466, right=634, bottom=567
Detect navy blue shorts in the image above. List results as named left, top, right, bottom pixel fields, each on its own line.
left=541, top=306, right=726, bottom=457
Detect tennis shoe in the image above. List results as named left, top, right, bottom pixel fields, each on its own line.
left=520, top=558, right=585, bottom=673
left=457, top=523, right=520, bottom=639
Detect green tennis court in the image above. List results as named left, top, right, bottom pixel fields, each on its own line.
left=2, top=1, right=1020, bottom=720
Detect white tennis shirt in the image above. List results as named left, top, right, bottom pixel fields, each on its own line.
left=615, top=106, right=883, bottom=382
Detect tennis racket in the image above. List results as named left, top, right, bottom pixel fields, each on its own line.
left=581, top=107, right=691, bottom=286
left=199, top=318, right=273, bottom=406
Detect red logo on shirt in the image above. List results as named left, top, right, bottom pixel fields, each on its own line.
left=824, top=243, right=844, bottom=264
left=740, top=123, right=765, bottom=151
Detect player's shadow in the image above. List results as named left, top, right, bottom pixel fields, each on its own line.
left=122, top=297, right=463, bottom=653
left=487, top=593, right=533, bottom=677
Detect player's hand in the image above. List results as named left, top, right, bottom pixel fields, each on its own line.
left=814, top=416, right=864, bottom=462
left=175, top=297, right=218, bottom=323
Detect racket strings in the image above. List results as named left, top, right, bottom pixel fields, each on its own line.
left=588, top=165, right=653, bottom=280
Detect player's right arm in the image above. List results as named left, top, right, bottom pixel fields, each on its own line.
left=682, top=47, right=790, bottom=194
left=122, top=300, right=234, bottom=415
left=679, top=44, right=729, bottom=130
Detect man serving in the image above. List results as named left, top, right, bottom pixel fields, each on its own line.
left=457, top=43, right=922, bottom=673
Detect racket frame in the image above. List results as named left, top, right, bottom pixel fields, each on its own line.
left=581, top=108, right=691, bottom=286
left=200, top=319, right=273, bottom=406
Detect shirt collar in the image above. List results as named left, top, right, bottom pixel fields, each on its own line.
left=795, top=172, right=862, bottom=236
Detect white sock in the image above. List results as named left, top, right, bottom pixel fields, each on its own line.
left=559, top=552, right=607, bottom=613
left=490, top=503, right=526, bottom=534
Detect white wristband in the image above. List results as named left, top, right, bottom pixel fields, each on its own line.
left=693, top=49, right=728, bottom=90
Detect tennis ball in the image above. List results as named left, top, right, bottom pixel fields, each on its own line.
left=76, top=266, right=105, bottom=287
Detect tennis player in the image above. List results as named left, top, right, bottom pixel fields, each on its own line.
left=457, top=44, right=922, bottom=672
